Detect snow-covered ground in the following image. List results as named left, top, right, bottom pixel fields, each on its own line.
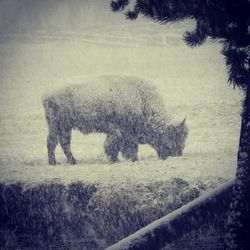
left=0, top=22, right=242, bottom=186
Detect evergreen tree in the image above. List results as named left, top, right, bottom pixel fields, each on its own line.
left=111, top=0, right=250, bottom=249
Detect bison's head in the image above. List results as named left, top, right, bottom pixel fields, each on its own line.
left=155, top=118, right=188, bottom=160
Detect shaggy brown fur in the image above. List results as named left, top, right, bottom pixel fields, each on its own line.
left=43, top=75, right=188, bottom=164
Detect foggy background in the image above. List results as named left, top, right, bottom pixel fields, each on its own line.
left=0, top=0, right=242, bottom=182
left=0, top=0, right=127, bottom=33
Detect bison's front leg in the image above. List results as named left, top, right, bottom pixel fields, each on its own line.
left=105, top=133, right=139, bottom=162
left=120, top=135, right=138, bottom=162
left=58, top=129, right=77, bottom=165
left=104, top=134, right=121, bottom=162
left=104, top=125, right=123, bottom=162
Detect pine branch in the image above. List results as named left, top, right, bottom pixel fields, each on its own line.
left=110, top=0, right=250, bottom=89
left=222, top=46, right=250, bottom=88
left=111, top=0, right=130, bottom=12
left=125, top=10, right=139, bottom=20
left=183, top=18, right=208, bottom=47
left=183, top=31, right=207, bottom=47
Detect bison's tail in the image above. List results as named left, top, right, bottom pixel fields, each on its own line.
left=43, top=98, right=59, bottom=131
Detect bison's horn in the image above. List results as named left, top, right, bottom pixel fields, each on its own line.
left=181, top=118, right=186, bottom=125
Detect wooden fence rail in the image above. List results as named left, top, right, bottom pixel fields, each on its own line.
left=106, top=180, right=235, bottom=250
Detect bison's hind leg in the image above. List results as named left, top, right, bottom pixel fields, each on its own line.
left=57, top=129, right=76, bottom=165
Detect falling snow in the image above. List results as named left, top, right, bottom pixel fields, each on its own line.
left=0, top=16, right=243, bottom=249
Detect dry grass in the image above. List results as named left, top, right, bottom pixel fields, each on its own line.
left=0, top=177, right=227, bottom=249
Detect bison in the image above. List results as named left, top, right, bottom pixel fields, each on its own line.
left=43, top=75, right=188, bottom=165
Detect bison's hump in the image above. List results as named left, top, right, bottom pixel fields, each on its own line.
left=43, top=74, right=169, bottom=123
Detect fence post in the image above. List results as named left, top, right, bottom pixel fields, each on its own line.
left=106, top=180, right=235, bottom=250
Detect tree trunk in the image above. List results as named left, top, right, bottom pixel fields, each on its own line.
left=225, top=84, right=250, bottom=249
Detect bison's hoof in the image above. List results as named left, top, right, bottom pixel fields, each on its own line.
left=131, top=157, right=138, bottom=162
left=49, top=159, right=57, bottom=165
left=108, top=157, right=119, bottom=163
left=69, top=158, right=77, bottom=165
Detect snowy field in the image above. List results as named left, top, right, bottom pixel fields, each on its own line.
left=0, top=22, right=242, bottom=186
left=0, top=20, right=243, bottom=248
